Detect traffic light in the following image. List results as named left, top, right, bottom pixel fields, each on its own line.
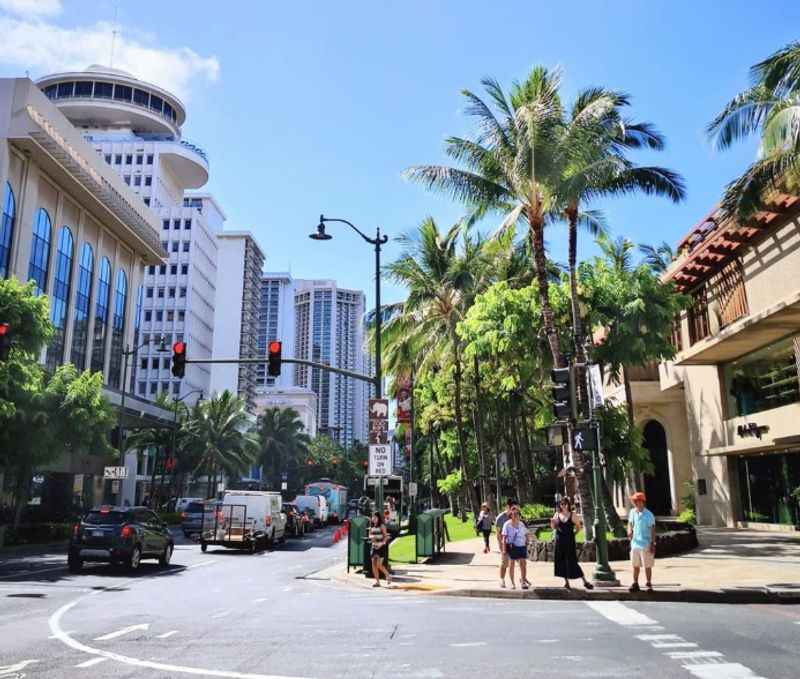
left=551, top=365, right=577, bottom=422
left=267, top=340, right=282, bottom=376
left=171, top=341, right=187, bottom=378
left=0, top=323, right=10, bottom=361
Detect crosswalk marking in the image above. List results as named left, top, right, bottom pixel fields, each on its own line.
left=682, top=663, right=768, bottom=678
left=585, top=601, right=658, bottom=626
left=666, top=651, right=724, bottom=660
left=157, top=630, right=178, bottom=639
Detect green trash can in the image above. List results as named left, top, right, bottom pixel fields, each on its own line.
left=347, top=516, right=368, bottom=572
left=416, top=509, right=447, bottom=560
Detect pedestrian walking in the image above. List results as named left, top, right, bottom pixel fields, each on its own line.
left=475, top=502, right=494, bottom=554
left=495, top=498, right=516, bottom=588
left=551, top=497, right=594, bottom=590
left=627, top=491, right=656, bottom=592
left=368, top=511, right=392, bottom=588
left=501, top=505, right=529, bottom=590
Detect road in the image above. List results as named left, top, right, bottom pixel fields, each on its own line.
left=1, top=527, right=799, bottom=679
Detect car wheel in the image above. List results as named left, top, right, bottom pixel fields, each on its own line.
left=128, top=545, right=142, bottom=571
left=200, top=541, right=207, bottom=553
left=159, top=543, right=173, bottom=567
left=67, top=554, right=82, bottom=573
left=249, top=540, right=257, bottom=554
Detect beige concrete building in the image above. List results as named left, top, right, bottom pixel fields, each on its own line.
left=613, top=194, right=800, bottom=529
left=253, top=386, right=318, bottom=437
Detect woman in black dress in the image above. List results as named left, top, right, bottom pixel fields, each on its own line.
left=551, top=497, right=594, bottom=590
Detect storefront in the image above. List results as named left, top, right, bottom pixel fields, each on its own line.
left=736, top=450, right=800, bottom=526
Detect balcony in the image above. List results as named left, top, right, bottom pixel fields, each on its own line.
left=626, top=361, right=660, bottom=382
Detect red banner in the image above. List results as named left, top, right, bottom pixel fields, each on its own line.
left=396, top=377, right=412, bottom=423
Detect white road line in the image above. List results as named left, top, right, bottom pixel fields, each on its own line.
left=187, top=560, right=217, bottom=569
left=637, top=634, right=683, bottom=642
left=0, top=660, right=39, bottom=674
left=537, top=639, right=559, bottom=644
left=76, top=657, right=108, bottom=668
left=449, top=642, right=486, bottom=648
left=652, top=642, right=699, bottom=649
left=584, top=601, right=658, bottom=626
left=666, top=651, right=724, bottom=660
left=157, top=630, right=179, bottom=639
left=211, top=610, right=232, bottom=619
left=682, top=663, right=768, bottom=678
left=50, top=599, right=314, bottom=679
left=94, top=624, right=149, bottom=641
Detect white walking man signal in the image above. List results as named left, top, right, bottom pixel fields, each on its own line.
left=574, top=431, right=584, bottom=450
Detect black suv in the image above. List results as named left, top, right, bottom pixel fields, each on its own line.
left=68, top=506, right=174, bottom=573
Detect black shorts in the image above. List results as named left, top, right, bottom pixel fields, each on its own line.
left=508, top=545, right=527, bottom=560
left=370, top=546, right=385, bottom=560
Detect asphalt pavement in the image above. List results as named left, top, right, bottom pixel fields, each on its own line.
left=1, top=527, right=799, bottom=679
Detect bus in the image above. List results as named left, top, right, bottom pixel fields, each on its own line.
left=304, top=479, right=348, bottom=524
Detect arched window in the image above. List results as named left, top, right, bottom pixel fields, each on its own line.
left=70, top=243, right=94, bottom=369
left=28, top=208, right=52, bottom=295
left=0, top=182, right=15, bottom=278
left=107, top=268, right=128, bottom=388
left=90, top=257, right=111, bottom=373
left=131, top=283, right=143, bottom=391
left=45, top=226, right=74, bottom=370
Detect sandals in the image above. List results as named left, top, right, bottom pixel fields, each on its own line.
left=584, top=581, right=594, bottom=590
left=629, top=583, right=641, bottom=593
left=645, top=583, right=653, bottom=592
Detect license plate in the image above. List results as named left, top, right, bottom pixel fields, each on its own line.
left=92, top=530, right=104, bottom=537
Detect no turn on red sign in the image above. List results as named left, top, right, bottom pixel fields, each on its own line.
left=369, top=444, right=392, bottom=477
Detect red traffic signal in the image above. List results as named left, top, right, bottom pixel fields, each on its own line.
left=172, top=341, right=187, bottom=378
left=267, top=340, right=282, bottom=377
left=0, top=323, right=10, bottom=361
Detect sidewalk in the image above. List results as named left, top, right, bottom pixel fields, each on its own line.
left=318, top=527, right=800, bottom=603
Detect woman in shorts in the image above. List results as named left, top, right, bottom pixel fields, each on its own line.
left=501, top=506, right=529, bottom=589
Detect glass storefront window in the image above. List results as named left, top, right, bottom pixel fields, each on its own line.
left=737, top=452, right=800, bottom=525
left=723, top=335, right=800, bottom=418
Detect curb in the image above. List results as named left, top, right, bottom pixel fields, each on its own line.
left=0, top=540, right=68, bottom=557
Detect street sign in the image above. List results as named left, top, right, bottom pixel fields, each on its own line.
left=571, top=426, right=595, bottom=452
left=588, top=364, right=604, bottom=409
left=368, top=444, right=392, bottom=477
left=368, top=399, right=389, bottom=420
left=281, top=481, right=288, bottom=491
left=369, top=429, right=388, bottom=445
left=408, top=482, right=417, bottom=497
left=367, top=477, right=390, bottom=486
left=103, top=466, right=128, bottom=480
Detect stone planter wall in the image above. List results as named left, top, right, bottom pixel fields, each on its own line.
left=527, top=523, right=698, bottom=562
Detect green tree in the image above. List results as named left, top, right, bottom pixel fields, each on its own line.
left=255, top=407, right=310, bottom=492
left=708, top=41, right=800, bottom=217
left=638, top=241, right=676, bottom=274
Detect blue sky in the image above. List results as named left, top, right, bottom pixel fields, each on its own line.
left=1, top=1, right=799, bottom=307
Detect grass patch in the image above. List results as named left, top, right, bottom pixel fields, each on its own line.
left=535, top=528, right=616, bottom=543
left=389, top=512, right=477, bottom=564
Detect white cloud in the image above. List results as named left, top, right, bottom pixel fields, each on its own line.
left=0, top=0, right=62, bottom=18
left=0, top=16, right=219, bottom=100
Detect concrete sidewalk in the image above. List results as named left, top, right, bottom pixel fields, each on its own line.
left=319, top=527, right=800, bottom=603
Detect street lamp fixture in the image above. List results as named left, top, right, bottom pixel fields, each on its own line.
left=309, top=218, right=333, bottom=241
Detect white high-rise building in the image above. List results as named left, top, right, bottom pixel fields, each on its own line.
left=293, top=279, right=367, bottom=447
left=257, top=272, right=295, bottom=389
left=35, top=65, right=219, bottom=404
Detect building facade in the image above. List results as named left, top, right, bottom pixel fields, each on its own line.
left=257, top=272, right=295, bottom=388
left=253, top=386, right=318, bottom=437
left=293, top=279, right=367, bottom=447
left=210, top=231, right=265, bottom=411
left=34, top=65, right=219, bottom=405
left=613, top=194, right=800, bottom=529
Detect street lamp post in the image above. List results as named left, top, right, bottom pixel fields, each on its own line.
left=310, top=215, right=388, bottom=511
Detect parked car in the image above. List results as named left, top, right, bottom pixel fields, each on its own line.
left=181, top=500, right=218, bottom=537
left=200, top=490, right=286, bottom=553
left=282, top=503, right=304, bottom=537
left=175, top=497, right=205, bottom=513
left=68, top=505, right=174, bottom=573
left=294, top=494, right=329, bottom=526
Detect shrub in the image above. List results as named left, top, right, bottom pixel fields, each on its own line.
left=520, top=503, right=552, bottom=522
left=2, top=522, right=73, bottom=546
left=677, top=508, right=696, bottom=525
left=680, top=481, right=696, bottom=512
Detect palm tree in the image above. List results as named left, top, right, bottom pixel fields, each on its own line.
left=384, top=217, right=486, bottom=515
left=255, top=407, right=310, bottom=491
left=708, top=41, right=800, bottom=217
left=188, top=390, right=256, bottom=497
left=638, top=241, right=675, bottom=273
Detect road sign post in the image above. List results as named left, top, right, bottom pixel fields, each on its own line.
left=368, top=399, right=389, bottom=513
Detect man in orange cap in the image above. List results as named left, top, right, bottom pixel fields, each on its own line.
left=627, top=491, right=656, bottom=592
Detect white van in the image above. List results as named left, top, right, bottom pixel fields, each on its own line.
left=201, top=490, right=286, bottom=553
left=294, top=494, right=329, bottom=526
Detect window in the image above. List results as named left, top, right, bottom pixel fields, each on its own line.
left=138, top=382, right=146, bottom=396
left=90, top=258, right=111, bottom=373
left=152, top=357, right=160, bottom=370
left=161, top=241, right=168, bottom=251
left=167, top=310, right=174, bottom=322
left=161, top=381, right=169, bottom=393
left=104, top=154, right=112, bottom=164
left=134, top=89, right=149, bottom=106
left=156, top=310, right=163, bottom=322
left=150, top=95, right=163, bottom=113
left=175, top=333, right=184, bottom=343
left=75, top=81, right=92, bottom=97
left=140, top=358, right=148, bottom=370
left=69, top=243, right=94, bottom=369
left=115, top=154, right=122, bottom=164
left=170, top=264, right=178, bottom=275
left=171, top=241, right=179, bottom=253
left=182, top=241, right=190, bottom=253
left=45, top=227, right=74, bottom=370
left=146, top=287, right=153, bottom=298
left=143, top=198, right=150, bottom=207
left=114, top=84, right=132, bottom=102
left=146, top=154, right=154, bottom=165
left=157, top=287, right=164, bottom=298
left=180, top=264, right=188, bottom=275
left=57, top=82, right=74, bottom=98
left=163, top=357, right=171, bottom=370
left=148, top=265, right=155, bottom=275
left=172, top=382, right=180, bottom=395
left=168, top=287, right=176, bottom=298
left=125, top=154, right=133, bottom=165
left=159, top=264, right=166, bottom=274
left=27, top=208, right=52, bottom=295
left=173, top=219, right=181, bottom=230
left=144, top=310, right=152, bottom=322
left=134, top=176, right=142, bottom=187
left=178, top=310, right=185, bottom=322
left=0, top=182, right=16, bottom=279
left=179, top=287, right=187, bottom=298
left=136, top=154, right=143, bottom=165
left=107, top=269, right=128, bottom=388
left=724, top=336, right=800, bottom=418
left=184, top=219, right=192, bottom=230
left=44, top=84, right=57, bottom=99
left=162, top=219, right=170, bottom=231
left=145, top=176, right=152, bottom=186
left=149, top=382, right=157, bottom=395
left=123, top=175, right=131, bottom=185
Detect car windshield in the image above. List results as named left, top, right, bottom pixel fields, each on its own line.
left=84, top=510, right=128, bottom=525
left=186, top=502, right=204, bottom=513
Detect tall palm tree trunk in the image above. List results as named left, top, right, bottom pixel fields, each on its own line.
left=529, top=217, right=562, bottom=368
left=451, top=342, right=479, bottom=518
left=471, top=355, right=490, bottom=503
